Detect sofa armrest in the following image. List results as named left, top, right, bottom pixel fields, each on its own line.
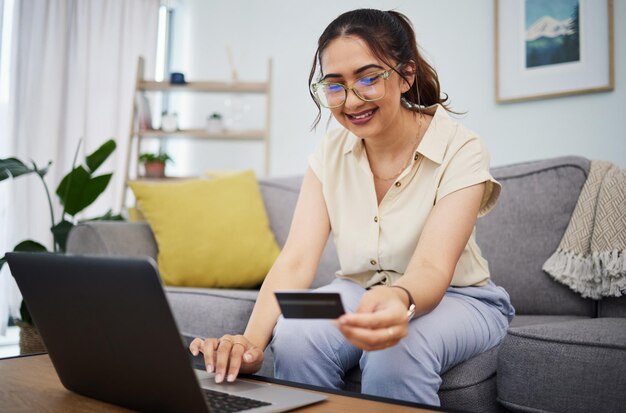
left=66, top=221, right=158, bottom=259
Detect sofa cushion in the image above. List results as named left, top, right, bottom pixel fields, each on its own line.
left=67, top=221, right=158, bottom=259
left=439, top=375, right=502, bottom=413
left=477, top=156, right=595, bottom=316
left=130, top=172, right=280, bottom=288
left=498, top=318, right=626, bottom=413
left=508, top=314, right=591, bottom=328
left=597, top=297, right=626, bottom=318
left=258, top=177, right=301, bottom=248
left=440, top=345, right=500, bottom=392
left=165, top=287, right=259, bottom=338
left=440, top=314, right=591, bottom=413
left=259, top=177, right=339, bottom=288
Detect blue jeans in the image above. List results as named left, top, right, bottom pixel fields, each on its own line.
left=269, top=278, right=515, bottom=406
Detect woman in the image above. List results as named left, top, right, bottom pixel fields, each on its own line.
left=190, top=8, right=514, bottom=405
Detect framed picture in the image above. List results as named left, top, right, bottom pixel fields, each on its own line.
left=495, top=0, right=614, bottom=103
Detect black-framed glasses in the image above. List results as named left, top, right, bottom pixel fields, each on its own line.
left=311, top=63, right=403, bottom=108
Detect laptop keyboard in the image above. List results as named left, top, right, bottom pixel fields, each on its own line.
left=203, top=388, right=272, bottom=412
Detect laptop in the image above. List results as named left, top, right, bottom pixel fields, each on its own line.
left=6, top=252, right=326, bottom=413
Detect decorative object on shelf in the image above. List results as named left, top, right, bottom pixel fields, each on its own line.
left=169, top=72, right=186, bottom=84
left=0, top=139, right=122, bottom=350
left=138, top=151, right=173, bottom=178
left=206, top=112, right=224, bottom=133
left=495, top=0, right=614, bottom=103
left=161, top=111, right=178, bottom=132
left=136, top=94, right=152, bottom=131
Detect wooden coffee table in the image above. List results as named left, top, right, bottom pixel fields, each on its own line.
left=0, top=354, right=442, bottom=412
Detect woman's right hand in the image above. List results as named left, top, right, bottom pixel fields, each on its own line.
left=189, top=334, right=264, bottom=383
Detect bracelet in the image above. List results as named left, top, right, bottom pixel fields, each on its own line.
left=390, top=285, right=416, bottom=320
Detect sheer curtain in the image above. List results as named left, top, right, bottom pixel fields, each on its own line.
left=0, top=0, right=17, bottom=336
left=1, top=0, right=159, bottom=333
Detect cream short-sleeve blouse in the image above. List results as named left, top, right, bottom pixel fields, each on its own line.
left=309, top=104, right=501, bottom=288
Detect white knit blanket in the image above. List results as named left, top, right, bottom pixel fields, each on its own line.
left=542, top=160, right=626, bottom=299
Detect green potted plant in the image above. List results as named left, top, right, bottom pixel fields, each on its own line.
left=206, top=112, right=224, bottom=133
left=0, top=138, right=122, bottom=353
left=138, top=152, right=173, bottom=178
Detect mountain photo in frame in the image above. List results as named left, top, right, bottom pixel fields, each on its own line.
left=495, top=0, right=614, bottom=103
left=525, top=0, right=580, bottom=68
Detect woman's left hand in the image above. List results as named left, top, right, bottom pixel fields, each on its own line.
left=334, top=286, right=409, bottom=351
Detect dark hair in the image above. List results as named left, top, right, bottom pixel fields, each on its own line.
left=308, top=9, right=451, bottom=128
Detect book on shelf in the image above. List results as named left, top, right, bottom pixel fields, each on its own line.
left=136, top=94, right=153, bottom=131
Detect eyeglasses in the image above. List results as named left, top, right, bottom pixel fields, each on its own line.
left=311, top=63, right=403, bottom=109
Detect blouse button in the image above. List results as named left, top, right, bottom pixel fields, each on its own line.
left=395, top=181, right=402, bottom=187
left=374, top=216, right=378, bottom=223
left=370, top=259, right=377, bottom=266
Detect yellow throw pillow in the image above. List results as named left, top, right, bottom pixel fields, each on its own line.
left=126, top=206, right=146, bottom=222
left=129, top=171, right=280, bottom=288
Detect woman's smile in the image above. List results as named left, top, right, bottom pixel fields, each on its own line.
left=345, top=108, right=379, bottom=125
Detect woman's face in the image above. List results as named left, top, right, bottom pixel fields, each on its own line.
left=319, top=36, right=411, bottom=139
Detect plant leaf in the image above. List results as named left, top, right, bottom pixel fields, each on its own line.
left=86, top=139, right=116, bottom=173
left=1, top=240, right=49, bottom=272
left=20, top=301, right=33, bottom=325
left=13, top=240, right=48, bottom=252
left=2, top=240, right=48, bottom=325
left=51, top=220, right=75, bottom=252
left=0, top=158, right=36, bottom=181
left=61, top=173, right=112, bottom=216
left=78, top=174, right=113, bottom=214
left=56, top=166, right=90, bottom=213
left=9, top=240, right=49, bottom=325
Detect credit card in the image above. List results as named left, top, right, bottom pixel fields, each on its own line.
left=274, top=291, right=345, bottom=319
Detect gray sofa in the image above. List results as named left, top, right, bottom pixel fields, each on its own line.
left=66, top=156, right=626, bottom=413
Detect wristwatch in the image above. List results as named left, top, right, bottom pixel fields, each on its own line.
left=390, top=285, right=416, bottom=320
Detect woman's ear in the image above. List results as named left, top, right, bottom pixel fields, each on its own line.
left=399, top=61, right=416, bottom=93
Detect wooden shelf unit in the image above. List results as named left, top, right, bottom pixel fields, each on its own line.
left=138, top=80, right=269, bottom=93
left=137, top=128, right=267, bottom=140
left=122, top=56, right=272, bottom=209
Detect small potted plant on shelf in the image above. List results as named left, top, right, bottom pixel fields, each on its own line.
left=138, top=152, right=173, bottom=178
left=206, top=112, right=224, bottom=133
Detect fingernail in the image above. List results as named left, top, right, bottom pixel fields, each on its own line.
left=215, top=373, right=224, bottom=383
left=192, top=350, right=198, bottom=356
left=206, top=364, right=213, bottom=373
left=244, top=354, right=252, bottom=362
left=227, top=374, right=236, bottom=382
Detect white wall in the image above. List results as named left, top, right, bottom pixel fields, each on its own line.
left=168, top=0, right=625, bottom=178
